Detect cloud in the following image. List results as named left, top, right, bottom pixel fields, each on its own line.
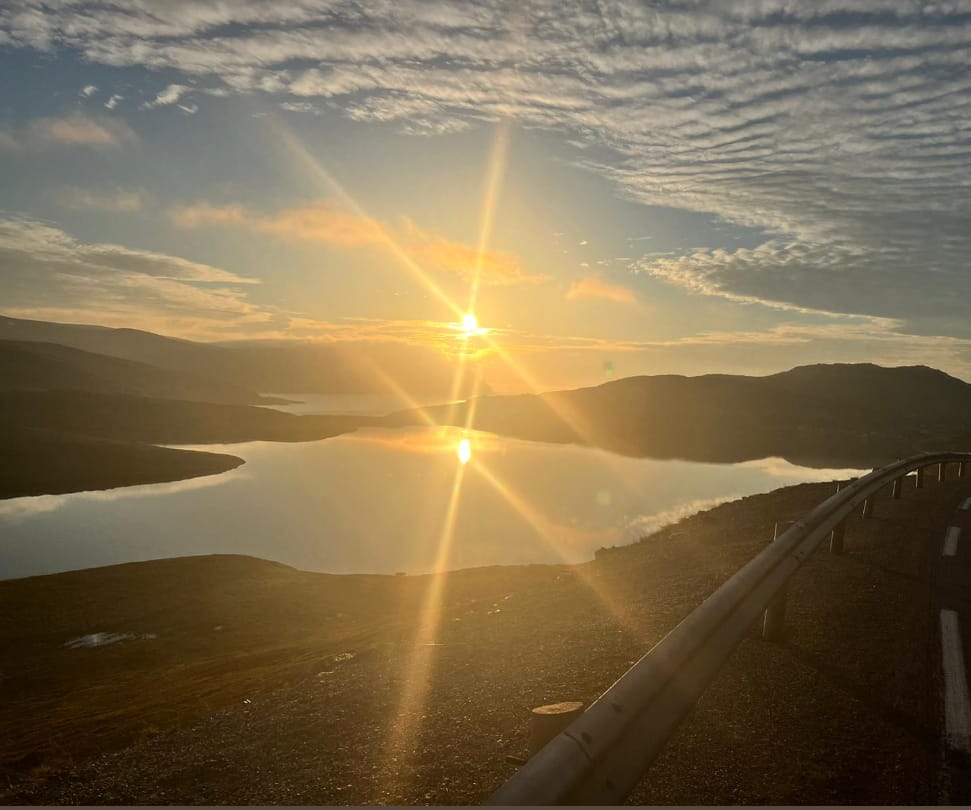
left=4, top=1, right=971, bottom=333
left=144, top=83, right=190, bottom=108
left=55, top=186, right=144, bottom=213
left=28, top=112, right=135, bottom=148
left=636, top=235, right=971, bottom=332
left=566, top=276, right=637, bottom=305
left=0, top=215, right=270, bottom=337
left=80, top=84, right=97, bottom=97
left=171, top=199, right=548, bottom=286
left=279, top=101, right=319, bottom=114
left=104, top=93, right=123, bottom=110
left=171, top=200, right=384, bottom=245
left=0, top=128, right=18, bottom=150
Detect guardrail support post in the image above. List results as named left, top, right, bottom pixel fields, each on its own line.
left=891, top=477, right=903, bottom=499
left=939, top=462, right=947, bottom=482
left=829, top=519, right=846, bottom=554
left=862, top=496, right=874, bottom=518
left=828, top=482, right=846, bottom=554
left=916, top=466, right=925, bottom=488
left=960, top=461, right=966, bottom=478
left=762, top=522, right=789, bottom=641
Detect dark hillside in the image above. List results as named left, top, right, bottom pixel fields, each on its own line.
left=389, top=364, right=971, bottom=467
left=0, top=426, right=243, bottom=499
left=0, top=315, right=218, bottom=374
left=0, top=390, right=377, bottom=445
left=0, top=340, right=275, bottom=405
left=0, top=315, right=483, bottom=397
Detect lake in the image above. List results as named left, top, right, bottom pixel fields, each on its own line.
left=0, top=423, right=866, bottom=582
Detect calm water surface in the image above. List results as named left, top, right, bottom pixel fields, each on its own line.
left=0, top=425, right=866, bottom=581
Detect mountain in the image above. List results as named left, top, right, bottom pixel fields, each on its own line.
left=0, top=390, right=379, bottom=445
left=205, top=340, right=489, bottom=399
left=387, top=363, right=971, bottom=467
left=0, top=340, right=277, bottom=405
left=0, top=315, right=483, bottom=397
left=0, top=315, right=218, bottom=374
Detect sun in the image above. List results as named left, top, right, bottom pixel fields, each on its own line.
left=460, top=313, right=480, bottom=338
left=458, top=313, right=488, bottom=339
left=456, top=437, right=472, bottom=464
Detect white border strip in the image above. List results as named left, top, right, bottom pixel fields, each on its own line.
left=940, top=609, right=971, bottom=753
left=944, top=526, right=962, bottom=557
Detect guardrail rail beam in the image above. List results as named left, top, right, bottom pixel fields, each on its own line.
left=487, top=450, right=971, bottom=806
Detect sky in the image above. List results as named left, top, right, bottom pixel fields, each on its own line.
left=1, top=0, right=971, bottom=390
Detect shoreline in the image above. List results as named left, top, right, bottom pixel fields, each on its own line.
left=0, top=426, right=246, bottom=501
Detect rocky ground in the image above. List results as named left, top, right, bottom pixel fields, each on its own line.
left=2, top=469, right=969, bottom=805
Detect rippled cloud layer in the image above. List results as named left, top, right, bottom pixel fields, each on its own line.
left=2, top=1, right=970, bottom=336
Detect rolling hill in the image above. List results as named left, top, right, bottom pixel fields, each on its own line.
left=0, top=315, right=483, bottom=397
left=387, top=363, right=971, bottom=467
left=0, top=390, right=379, bottom=445
left=0, top=340, right=279, bottom=405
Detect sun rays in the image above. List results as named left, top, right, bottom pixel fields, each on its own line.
left=262, top=112, right=635, bottom=792
left=466, top=122, right=511, bottom=317
left=262, top=115, right=466, bottom=322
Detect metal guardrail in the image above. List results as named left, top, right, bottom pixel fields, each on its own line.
left=487, top=451, right=971, bottom=806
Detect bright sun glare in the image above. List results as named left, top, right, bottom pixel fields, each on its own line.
left=457, top=438, right=472, bottom=464
left=460, top=313, right=481, bottom=338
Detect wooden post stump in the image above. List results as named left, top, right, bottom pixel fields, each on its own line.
left=960, top=461, right=966, bottom=479
left=891, top=477, right=902, bottom=499
left=939, top=462, right=947, bottom=482
left=528, top=701, right=585, bottom=757
left=862, top=496, right=874, bottom=518
left=916, top=467, right=925, bottom=489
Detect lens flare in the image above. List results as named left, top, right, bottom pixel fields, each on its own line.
left=457, top=437, right=472, bottom=464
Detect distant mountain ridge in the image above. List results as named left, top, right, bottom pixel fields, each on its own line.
left=0, top=390, right=378, bottom=445
left=0, top=340, right=275, bottom=406
left=0, top=315, right=215, bottom=372
left=0, top=315, right=483, bottom=397
left=389, top=363, right=971, bottom=467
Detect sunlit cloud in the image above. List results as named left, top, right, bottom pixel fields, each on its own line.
left=566, top=276, right=637, bottom=305
left=0, top=216, right=271, bottom=337
left=55, top=186, right=144, bottom=213
left=401, top=217, right=545, bottom=286
left=171, top=199, right=547, bottom=286
left=144, top=83, right=191, bottom=108
left=171, top=200, right=384, bottom=246
left=28, top=112, right=135, bottom=148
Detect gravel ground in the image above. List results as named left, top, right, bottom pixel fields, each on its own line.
left=4, top=472, right=970, bottom=805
